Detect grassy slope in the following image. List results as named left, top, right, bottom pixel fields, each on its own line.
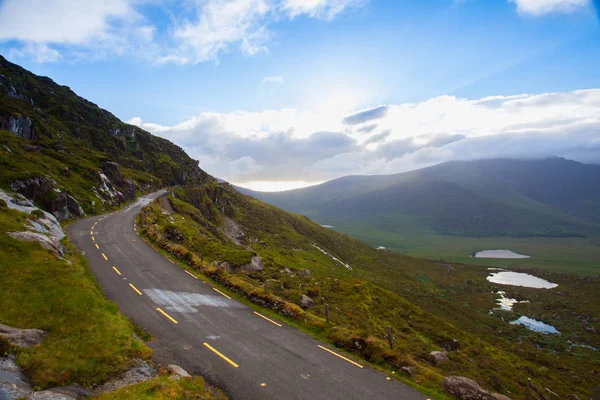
left=97, top=376, right=227, bottom=400
left=0, top=201, right=151, bottom=388
left=138, top=183, right=600, bottom=399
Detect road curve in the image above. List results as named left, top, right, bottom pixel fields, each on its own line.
left=68, top=191, right=428, bottom=400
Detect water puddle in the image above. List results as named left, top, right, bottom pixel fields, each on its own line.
left=473, top=249, right=530, bottom=259
left=495, top=291, right=529, bottom=311
left=487, top=271, right=557, bottom=289
left=511, top=316, right=560, bottom=334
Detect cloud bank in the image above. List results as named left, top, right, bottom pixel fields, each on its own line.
left=128, top=88, right=600, bottom=190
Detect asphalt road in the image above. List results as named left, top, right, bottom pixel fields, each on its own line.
left=68, top=191, right=428, bottom=400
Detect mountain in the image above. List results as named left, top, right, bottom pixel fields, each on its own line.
left=238, top=158, right=600, bottom=238
left=0, top=55, right=211, bottom=220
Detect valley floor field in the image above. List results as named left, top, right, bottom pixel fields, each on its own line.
left=318, top=219, right=600, bottom=276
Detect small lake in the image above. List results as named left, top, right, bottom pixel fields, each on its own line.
left=487, top=271, right=557, bottom=289
left=511, top=316, right=560, bottom=334
left=473, top=249, right=530, bottom=259
left=495, top=291, right=529, bottom=311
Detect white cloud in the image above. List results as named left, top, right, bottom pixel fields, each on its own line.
left=8, top=42, right=61, bottom=63
left=0, top=0, right=366, bottom=64
left=262, top=75, right=285, bottom=84
left=131, top=88, right=600, bottom=190
left=508, top=0, right=590, bottom=16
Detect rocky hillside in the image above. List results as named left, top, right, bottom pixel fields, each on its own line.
left=0, top=55, right=211, bottom=220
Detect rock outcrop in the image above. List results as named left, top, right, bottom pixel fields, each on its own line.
left=429, top=351, right=449, bottom=365
left=167, top=364, right=191, bottom=380
left=51, top=192, right=85, bottom=221
left=0, top=324, right=47, bottom=348
left=10, top=176, right=54, bottom=205
left=443, top=376, right=512, bottom=400
left=0, top=115, right=38, bottom=140
left=94, top=359, right=157, bottom=395
left=300, top=295, right=316, bottom=309
left=238, top=256, right=264, bottom=272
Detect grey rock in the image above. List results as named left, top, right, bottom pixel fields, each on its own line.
left=0, top=324, right=47, bottom=348
left=102, top=162, right=123, bottom=187
left=30, top=389, right=77, bottom=399
left=217, top=262, right=231, bottom=273
left=221, top=217, right=244, bottom=246
left=239, top=256, right=264, bottom=272
left=94, top=359, right=157, bottom=395
left=441, top=339, right=461, bottom=352
left=400, top=366, right=415, bottom=377
left=23, top=144, right=40, bottom=152
left=10, top=176, right=54, bottom=205
left=298, top=268, right=311, bottom=278
left=61, top=167, right=70, bottom=177
left=167, top=364, right=191, bottom=380
left=8, top=231, right=64, bottom=257
left=51, top=192, right=84, bottom=221
left=443, top=376, right=512, bottom=400
left=429, top=351, right=449, bottom=365
left=0, top=115, right=38, bottom=140
left=300, top=294, right=316, bottom=309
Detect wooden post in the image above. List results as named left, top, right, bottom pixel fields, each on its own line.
left=386, top=326, right=394, bottom=349
left=325, top=303, right=330, bottom=324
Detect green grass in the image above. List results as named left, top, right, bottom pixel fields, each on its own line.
left=96, top=376, right=227, bottom=400
left=0, top=205, right=151, bottom=389
left=314, top=218, right=600, bottom=276
left=136, top=184, right=600, bottom=399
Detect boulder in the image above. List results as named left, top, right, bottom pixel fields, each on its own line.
left=10, top=176, right=54, bottom=205
left=103, top=161, right=123, bottom=187
left=0, top=324, right=47, bottom=347
left=298, top=268, right=311, bottom=278
left=239, top=256, right=264, bottom=272
left=430, top=351, right=449, bottom=365
left=94, top=359, right=157, bottom=394
left=443, top=376, right=512, bottom=400
left=167, top=364, right=191, bottom=380
left=62, top=167, right=70, bottom=177
left=217, top=261, right=231, bottom=273
left=51, top=192, right=84, bottom=221
left=300, top=294, right=316, bottom=309
left=401, top=366, right=415, bottom=377
left=8, top=231, right=64, bottom=257
left=23, top=144, right=40, bottom=152
left=441, top=339, right=461, bottom=352
left=0, top=115, right=39, bottom=140
left=164, top=226, right=184, bottom=243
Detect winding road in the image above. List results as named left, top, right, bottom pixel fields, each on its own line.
left=68, top=191, right=427, bottom=400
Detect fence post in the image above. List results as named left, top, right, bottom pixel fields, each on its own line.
left=386, top=326, right=394, bottom=349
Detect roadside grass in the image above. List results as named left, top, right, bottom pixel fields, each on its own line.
left=0, top=205, right=151, bottom=389
left=137, top=189, right=600, bottom=399
left=96, top=376, right=227, bottom=400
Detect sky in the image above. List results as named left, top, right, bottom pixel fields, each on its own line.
left=1, top=0, right=599, bottom=191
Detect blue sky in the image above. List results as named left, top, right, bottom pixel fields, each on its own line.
left=1, top=0, right=599, bottom=190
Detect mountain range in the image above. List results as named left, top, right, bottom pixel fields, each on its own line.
left=238, top=158, right=600, bottom=238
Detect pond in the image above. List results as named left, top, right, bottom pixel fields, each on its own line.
left=473, top=249, right=530, bottom=259
left=487, top=271, right=557, bottom=289
left=511, top=316, right=560, bottom=334
left=495, top=291, right=529, bottom=311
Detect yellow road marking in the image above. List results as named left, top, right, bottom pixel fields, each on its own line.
left=184, top=270, right=198, bottom=279
left=91, top=236, right=95, bottom=241
left=95, top=243, right=99, bottom=249
left=156, top=307, right=178, bottom=324
left=101, top=253, right=108, bottom=261
left=165, top=257, right=175, bottom=264
left=253, top=311, right=282, bottom=327
left=260, top=383, right=267, bottom=387
left=129, top=283, right=142, bottom=295
left=90, top=231, right=93, bottom=235
left=213, top=288, right=231, bottom=299
left=203, top=342, right=239, bottom=368
left=112, top=266, right=122, bottom=275
left=317, top=345, right=363, bottom=368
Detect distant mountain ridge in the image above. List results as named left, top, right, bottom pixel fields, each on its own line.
left=238, top=158, right=600, bottom=238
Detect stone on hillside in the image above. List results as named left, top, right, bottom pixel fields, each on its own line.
left=94, top=359, right=157, bottom=394
left=23, top=144, right=40, bottom=152
left=217, top=261, right=232, bottom=273
left=62, top=166, right=70, bottom=177
left=164, top=226, right=184, bottom=243
left=103, top=161, right=123, bottom=186
left=8, top=231, right=64, bottom=257
left=441, top=339, right=461, bottom=352
left=221, top=217, right=244, bottom=246
left=0, top=324, right=47, bottom=348
left=167, top=364, right=191, bottom=380
left=239, top=256, right=264, bottom=272
left=430, top=351, right=449, bottom=365
left=298, top=268, right=311, bottom=278
left=51, top=192, right=84, bottom=221
left=401, top=366, right=415, bottom=377
left=300, top=294, right=316, bottom=309
left=10, top=176, right=54, bottom=204
left=443, top=376, right=512, bottom=400
left=0, top=114, right=39, bottom=140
